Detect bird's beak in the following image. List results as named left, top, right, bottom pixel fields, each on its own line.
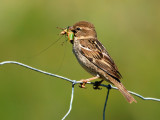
left=68, top=26, right=74, bottom=31
left=60, top=26, right=74, bottom=44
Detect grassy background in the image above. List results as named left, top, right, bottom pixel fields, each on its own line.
left=0, top=0, right=160, bottom=120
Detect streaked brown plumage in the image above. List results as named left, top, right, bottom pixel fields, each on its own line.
left=62, top=21, right=137, bottom=103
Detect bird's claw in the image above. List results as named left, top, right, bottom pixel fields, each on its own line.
left=79, top=80, right=87, bottom=88
left=93, top=81, right=102, bottom=90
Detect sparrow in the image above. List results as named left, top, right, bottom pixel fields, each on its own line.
left=60, top=21, right=137, bottom=103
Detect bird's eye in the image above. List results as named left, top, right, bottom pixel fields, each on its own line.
left=76, top=27, right=81, bottom=30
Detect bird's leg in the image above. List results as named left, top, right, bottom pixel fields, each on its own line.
left=79, top=75, right=100, bottom=88
left=93, top=80, right=104, bottom=90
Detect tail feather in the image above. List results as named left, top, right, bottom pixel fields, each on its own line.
left=111, top=78, right=137, bottom=103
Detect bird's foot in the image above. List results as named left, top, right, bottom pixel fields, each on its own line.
left=78, top=76, right=100, bottom=88
left=93, top=80, right=103, bottom=90
left=79, top=80, right=88, bottom=88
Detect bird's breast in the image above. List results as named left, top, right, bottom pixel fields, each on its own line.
left=72, top=38, right=99, bottom=77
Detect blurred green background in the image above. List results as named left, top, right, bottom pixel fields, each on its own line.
left=0, top=0, right=160, bottom=120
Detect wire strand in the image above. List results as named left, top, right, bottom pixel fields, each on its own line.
left=1, top=61, right=160, bottom=101
left=62, top=83, right=75, bottom=120
left=103, top=86, right=111, bottom=120
left=1, top=61, right=160, bottom=120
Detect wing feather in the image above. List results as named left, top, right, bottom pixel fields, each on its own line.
left=80, top=38, right=122, bottom=80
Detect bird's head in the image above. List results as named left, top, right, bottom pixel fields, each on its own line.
left=60, top=21, right=97, bottom=44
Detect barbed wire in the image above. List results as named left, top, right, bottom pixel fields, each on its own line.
left=0, top=61, right=160, bottom=120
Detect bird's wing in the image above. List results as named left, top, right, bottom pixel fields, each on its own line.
left=79, top=38, right=122, bottom=81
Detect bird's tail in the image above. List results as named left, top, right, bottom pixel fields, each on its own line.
left=111, top=78, right=137, bottom=103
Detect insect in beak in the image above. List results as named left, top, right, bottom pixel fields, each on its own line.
left=60, top=26, right=74, bottom=44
